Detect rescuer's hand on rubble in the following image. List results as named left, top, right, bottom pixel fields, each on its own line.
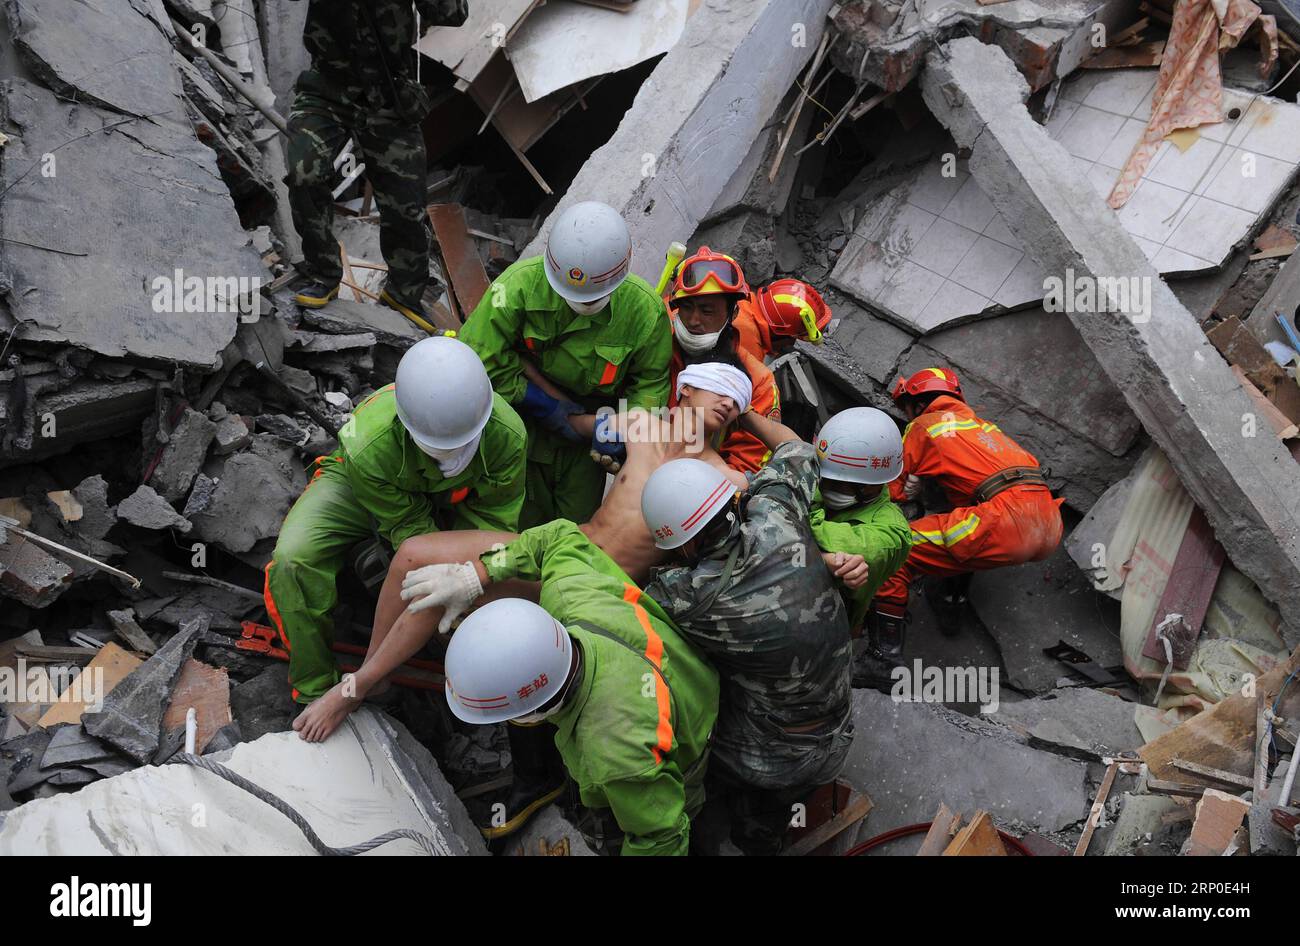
left=823, top=551, right=870, bottom=590
left=902, top=474, right=921, bottom=499
left=400, top=561, right=484, bottom=633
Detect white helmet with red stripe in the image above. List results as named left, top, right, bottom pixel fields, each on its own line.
left=444, top=599, right=572, bottom=724
left=641, top=458, right=739, bottom=550
left=815, top=407, right=903, bottom=486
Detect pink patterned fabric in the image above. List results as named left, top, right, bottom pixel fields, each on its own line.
left=1107, top=0, right=1277, bottom=209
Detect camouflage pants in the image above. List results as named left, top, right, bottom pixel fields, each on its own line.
left=285, top=91, right=430, bottom=307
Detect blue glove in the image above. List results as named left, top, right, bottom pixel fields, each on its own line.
left=589, top=412, right=627, bottom=471
left=520, top=382, right=585, bottom=443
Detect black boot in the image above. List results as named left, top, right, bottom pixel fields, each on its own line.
left=480, top=721, right=565, bottom=839
left=292, top=278, right=339, bottom=308
left=927, top=573, right=972, bottom=637
left=853, top=606, right=908, bottom=690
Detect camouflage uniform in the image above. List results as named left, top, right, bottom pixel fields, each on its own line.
left=285, top=0, right=467, bottom=308
left=643, top=440, right=854, bottom=854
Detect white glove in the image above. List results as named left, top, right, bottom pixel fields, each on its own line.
left=902, top=474, right=921, bottom=499
left=399, top=562, right=483, bottom=633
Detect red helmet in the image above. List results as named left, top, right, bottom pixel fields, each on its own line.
left=754, top=279, right=831, bottom=343
left=670, top=246, right=749, bottom=308
left=892, top=367, right=963, bottom=402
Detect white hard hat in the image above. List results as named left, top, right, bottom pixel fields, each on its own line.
left=815, top=407, right=904, bottom=485
left=394, top=336, right=494, bottom=450
left=543, top=201, right=632, bottom=303
left=641, top=458, right=738, bottom=550
left=444, top=599, right=573, bottom=725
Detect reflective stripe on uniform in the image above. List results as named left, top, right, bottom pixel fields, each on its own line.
left=925, top=418, right=981, bottom=438
left=599, top=361, right=618, bottom=386
left=911, top=512, right=981, bottom=547
left=622, top=584, right=673, bottom=765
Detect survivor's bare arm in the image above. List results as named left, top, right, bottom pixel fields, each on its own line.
left=737, top=408, right=803, bottom=451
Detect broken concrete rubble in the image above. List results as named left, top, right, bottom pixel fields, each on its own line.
left=83, top=617, right=203, bottom=763
left=920, top=37, right=1300, bottom=643
left=115, top=486, right=193, bottom=534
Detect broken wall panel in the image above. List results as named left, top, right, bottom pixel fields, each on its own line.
left=0, top=0, right=266, bottom=368
left=521, top=0, right=838, bottom=285
left=920, top=38, right=1300, bottom=646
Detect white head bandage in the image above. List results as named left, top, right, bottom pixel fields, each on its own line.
left=676, top=362, right=753, bottom=414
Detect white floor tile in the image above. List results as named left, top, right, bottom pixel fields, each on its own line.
left=1057, top=104, right=1128, bottom=163
left=941, top=175, right=999, bottom=232
left=992, top=254, right=1046, bottom=308
left=1201, top=149, right=1295, bottom=214
left=907, top=215, right=980, bottom=277
left=1096, top=117, right=1151, bottom=170
left=1080, top=68, right=1158, bottom=117
left=981, top=213, right=1021, bottom=249
left=905, top=159, right=970, bottom=216
left=877, top=259, right=945, bottom=323
left=914, top=279, right=992, bottom=331
left=949, top=236, right=1024, bottom=297
left=1115, top=178, right=1196, bottom=245
left=1164, top=195, right=1256, bottom=263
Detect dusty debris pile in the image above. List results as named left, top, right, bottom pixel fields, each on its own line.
left=2, top=0, right=1300, bottom=856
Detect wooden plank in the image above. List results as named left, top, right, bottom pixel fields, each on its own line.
left=916, top=803, right=962, bottom=856
left=13, top=643, right=97, bottom=664
left=782, top=791, right=873, bottom=856
left=943, top=811, right=1006, bottom=856
left=1075, top=761, right=1120, bottom=855
left=428, top=204, right=492, bottom=314
left=1140, top=506, right=1225, bottom=670
left=1081, top=40, right=1164, bottom=69
left=1207, top=315, right=1286, bottom=394
left=37, top=643, right=142, bottom=728
left=1171, top=757, right=1253, bottom=789
left=162, top=658, right=231, bottom=753
left=1230, top=365, right=1298, bottom=439
left=1185, top=788, right=1250, bottom=855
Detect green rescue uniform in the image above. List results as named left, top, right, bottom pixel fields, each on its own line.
left=809, top=487, right=912, bottom=630
left=481, top=519, right=718, bottom=856
left=458, top=257, right=672, bottom=529
left=265, top=386, right=525, bottom=703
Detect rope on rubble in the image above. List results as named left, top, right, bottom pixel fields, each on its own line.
left=175, top=753, right=444, bottom=856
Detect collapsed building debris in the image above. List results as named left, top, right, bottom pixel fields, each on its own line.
left=1, top=0, right=1299, bottom=861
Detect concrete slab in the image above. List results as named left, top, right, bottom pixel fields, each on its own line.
left=0, top=708, right=487, bottom=855
left=1101, top=792, right=1188, bottom=855
left=989, top=687, right=1144, bottom=759
left=840, top=688, right=1091, bottom=835
left=0, top=56, right=262, bottom=366
left=190, top=451, right=299, bottom=554
left=522, top=0, right=837, bottom=287
left=921, top=38, right=1300, bottom=643
left=968, top=544, right=1124, bottom=694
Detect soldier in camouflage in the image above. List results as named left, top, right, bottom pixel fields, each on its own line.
left=642, top=410, right=854, bottom=855
left=284, top=0, right=468, bottom=325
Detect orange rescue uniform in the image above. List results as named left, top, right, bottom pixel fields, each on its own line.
left=733, top=294, right=776, bottom=363
left=669, top=346, right=780, bottom=475
left=877, top=394, right=1063, bottom=611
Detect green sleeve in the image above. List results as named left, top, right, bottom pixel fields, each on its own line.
left=348, top=465, right=438, bottom=550
left=620, top=307, right=672, bottom=411
left=811, top=512, right=913, bottom=589
left=480, top=519, right=579, bottom=583
left=602, top=765, right=690, bottom=856
left=458, top=278, right=527, bottom=404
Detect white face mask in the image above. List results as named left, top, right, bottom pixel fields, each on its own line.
left=821, top=484, right=858, bottom=510
left=418, top=431, right=481, bottom=476
left=566, top=294, right=611, bottom=316
left=673, top=317, right=723, bottom=354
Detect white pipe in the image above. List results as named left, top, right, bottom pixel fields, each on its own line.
left=185, top=708, right=198, bottom=755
